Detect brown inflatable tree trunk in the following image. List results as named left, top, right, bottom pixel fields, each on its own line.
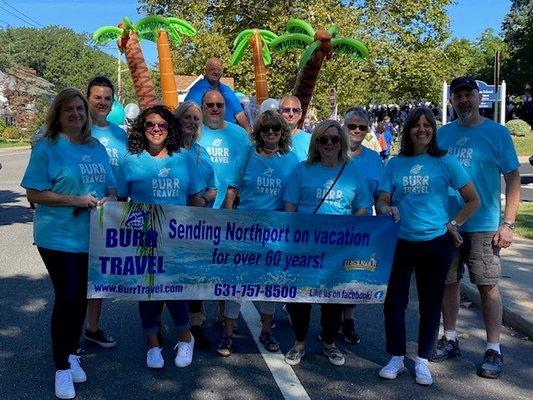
left=157, top=30, right=179, bottom=111
left=250, top=29, right=268, bottom=105
left=119, top=25, right=159, bottom=110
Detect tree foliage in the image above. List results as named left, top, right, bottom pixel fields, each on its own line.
left=0, top=26, right=136, bottom=101
left=502, top=0, right=533, bottom=93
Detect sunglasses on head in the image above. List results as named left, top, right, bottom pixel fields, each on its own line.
left=260, top=124, right=282, bottom=133
left=318, top=135, right=340, bottom=145
left=347, top=124, right=368, bottom=131
left=280, top=107, right=302, bottom=114
left=144, top=121, right=169, bottom=131
left=205, top=102, right=225, bottom=109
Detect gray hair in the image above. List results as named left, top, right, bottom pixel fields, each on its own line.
left=344, top=107, right=370, bottom=126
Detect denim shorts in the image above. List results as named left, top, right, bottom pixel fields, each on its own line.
left=445, top=232, right=501, bottom=286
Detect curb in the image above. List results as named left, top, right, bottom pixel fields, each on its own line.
left=461, top=282, right=533, bottom=339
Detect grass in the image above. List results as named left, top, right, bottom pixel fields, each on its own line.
left=512, top=134, right=533, bottom=157
left=516, top=202, right=533, bottom=240
left=0, top=139, right=30, bottom=149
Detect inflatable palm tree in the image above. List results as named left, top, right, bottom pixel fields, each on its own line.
left=230, top=29, right=278, bottom=105
left=272, top=19, right=368, bottom=127
left=136, top=16, right=196, bottom=110
left=93, top=17, right=160, bottom=109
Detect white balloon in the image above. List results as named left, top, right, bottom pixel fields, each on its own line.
left=124, top=103, right=140, bottom=120
left=258, top=98, right=280, bottom=115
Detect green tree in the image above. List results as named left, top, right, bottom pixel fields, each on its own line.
left=502, top=0, right=533, bottom=93
left=139, top=0, right=466, bottom=116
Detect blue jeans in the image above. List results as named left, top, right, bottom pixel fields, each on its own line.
left=138, top=300, right=189, bottom=335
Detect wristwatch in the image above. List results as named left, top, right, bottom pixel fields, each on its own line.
left=502, top=221, right=515, bottom=230
left=448, top=220, right=459, bottom=228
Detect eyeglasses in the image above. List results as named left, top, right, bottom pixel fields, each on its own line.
left=318, top=135, right=340, bottom=145
left=205, top=102, right=225, bottom=109
left=260, top=124, right=282, bottom=133
left=280, top=107, right=302, bottom=114
left=346, top=124, right=368, bottom=131
left=145, top=121, right=169, bottom=131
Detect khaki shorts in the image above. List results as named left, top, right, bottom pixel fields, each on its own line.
left=445, top=232, right=501, bottom=286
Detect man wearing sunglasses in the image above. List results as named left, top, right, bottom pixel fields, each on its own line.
left=278, top=95, right=311, bottom=162
left=198, top=90, right=251, bottom=208
left=185, top=58, right=252, bottom=133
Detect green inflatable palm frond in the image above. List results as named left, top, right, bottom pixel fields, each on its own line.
left=230, top=37, right=249, bottom=66
left=93, top=26, right=123, bottom=44
left=331, top=37, right=369, bottom=60
left=298, top=40, right=321, bottom=69
left=271, top=33, right=314, bottom=54
left=286, top=19, right=315, bottom=37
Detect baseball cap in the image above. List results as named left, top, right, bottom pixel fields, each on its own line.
left=450, top=76, right=479, bottom=93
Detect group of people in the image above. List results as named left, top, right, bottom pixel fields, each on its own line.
left=21, top=63, right=520, bottom=399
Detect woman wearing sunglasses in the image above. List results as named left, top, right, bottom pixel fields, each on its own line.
left=376, top=107, right=479, bottom=385
left=174, top=101, right=218, bottom=350
left=116, top=105, right=207, bottom=370
left=335, top=107, right=386, bottom=346
left=217, top=110, right=299, bottom=356
left=282, top=119, right=373, bottom=366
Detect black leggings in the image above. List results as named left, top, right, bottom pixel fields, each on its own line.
left=384, top=234, right=453, bottom=359
left=38, top=247, right=88, bottom=370
left=286, top=303, right=343, bottom=345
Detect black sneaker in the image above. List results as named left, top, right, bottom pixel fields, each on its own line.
left=217, top=335, right=233, bottom=357
left=341, top=319, right=361, bottom=345
left=430, top=336, right=460, bottom=362
left=190, top=325, right=210, bottom=350
left=478, top=349, right=503, bottom=379
left=84, top=328, right=117, bottom=348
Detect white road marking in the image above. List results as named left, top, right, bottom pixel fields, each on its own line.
left=241, top=302, right=311, bottom=400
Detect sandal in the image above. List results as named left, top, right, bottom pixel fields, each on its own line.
left=259, top=332, right=280, bottom=352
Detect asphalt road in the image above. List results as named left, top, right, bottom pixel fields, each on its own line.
left=1, top=149, right=532, bottom=400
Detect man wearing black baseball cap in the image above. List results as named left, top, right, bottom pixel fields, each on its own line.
left=432, top=76, right=520, bottom=379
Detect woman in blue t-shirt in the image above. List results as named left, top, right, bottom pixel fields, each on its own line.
left=116, top=105, right=206, bottom=371
left=282, top=119, right=373, bottom=367
left=217, top=110, right=299, bottom=357
left=175, top=101, right=218, bottom=350
left=21, top=88, right=116, bottom=400
left=376, top=107, right=479, bottom=386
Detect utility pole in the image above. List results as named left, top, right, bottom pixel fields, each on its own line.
left=493, top=50, right=501, bottom=122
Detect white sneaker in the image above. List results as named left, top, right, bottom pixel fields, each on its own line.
left=55, top=370, right=75, bottom=399
left=68, top=354, right=87, bottom=383
left=379, top=356, right=406, bottom=379
left=146, top=347, right=164, bottom=369
left=174, top=335, right=195, bottom=368
left=415, top=360, right=433, bottom=385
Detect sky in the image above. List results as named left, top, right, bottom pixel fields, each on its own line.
left=0, top=0, right=512, bottom=66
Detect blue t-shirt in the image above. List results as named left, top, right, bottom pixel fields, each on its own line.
left=184, top=78, right=244, bottom=124
left=197, top=122, right=251, bottom=208
left=379, top=153, right=471, bottom=241
left=186, top=142, right=218, bottom=191
left=91, top=123, right=128, bottom=179
left=350, top=146, right=384, bottom=212
left=291, top=129, right=312, bottom=162
left=437, top=119, right=520, bottom=232
left=228, top=149, right=299, bottom=211
left=116, top=150, right=205, bottom=205
left=283, top=161, right=373, bottom=215
left=21, top=136, right=115, bottom=253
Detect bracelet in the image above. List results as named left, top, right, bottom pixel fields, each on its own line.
left=502, top=221, right=515, bottom=230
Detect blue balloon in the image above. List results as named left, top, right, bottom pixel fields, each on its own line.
left=107, top=100, right=125, bottom=125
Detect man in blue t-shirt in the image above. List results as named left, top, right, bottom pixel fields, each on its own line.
left=198, top=90, right=251, bottom=208
left=432, top=77, right=520, bottom=379
left=185, top=58, right=252, bottom=133
left=83, top=76, right=127, bottom=349
left=279, top=95, right=311, bottom=162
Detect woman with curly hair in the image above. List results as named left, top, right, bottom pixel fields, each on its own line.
left=116, top=105, right=206, bottom=370
left=216, top=110, right=299, bottom=357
